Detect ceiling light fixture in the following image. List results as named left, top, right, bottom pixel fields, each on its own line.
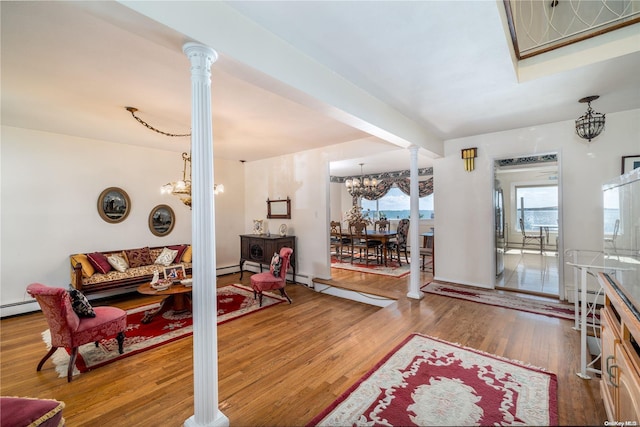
left=575, top=95, right=605, bottom=143
left=162, top=152, right=224, bottom=208
left=345, top=163, right=379, bottom=199
left=124, top=107, right=223, bottom=207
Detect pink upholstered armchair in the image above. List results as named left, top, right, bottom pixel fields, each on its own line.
left=26, top=283, right=127, bottom=382
left=250, top=247, right=293, bottom=307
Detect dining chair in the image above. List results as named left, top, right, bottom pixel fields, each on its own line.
left=26, top=283, right=127, bottom=382
left=387, top=219, right=410, bottom=266
left=348, top=221, right=380, bottom=265
left=519, top=218, right=544, bottom=254
left=370, top=219, right=390, bottom=263
left=330, top=221, right=351, bottom=261
left=604, top=219, right=620, bottom=253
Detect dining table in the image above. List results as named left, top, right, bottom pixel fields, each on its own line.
left=340, top=230, right=397, bottom=266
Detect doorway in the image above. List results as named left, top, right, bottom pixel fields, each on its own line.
left=493, top=154, right=562, bottom=298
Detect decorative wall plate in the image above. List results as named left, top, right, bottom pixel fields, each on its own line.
left=279, top=223, right=287, bottom=236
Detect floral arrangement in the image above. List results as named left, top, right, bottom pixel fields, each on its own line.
left=344, top=205, right=372, bottom=225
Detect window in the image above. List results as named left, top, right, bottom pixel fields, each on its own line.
left=361, top=186, right=434, bottom=220
left=515, top=185, right=557, bottom=231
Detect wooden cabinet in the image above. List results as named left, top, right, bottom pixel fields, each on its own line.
left=239, top=234, right=296, bottom=282
left=598, top=273, right=640, bottom=424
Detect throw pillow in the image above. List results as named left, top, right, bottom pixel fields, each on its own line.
left=70, top=254, right=95, bottom=278
left=168, top=245, right=188, bottom=263
left=124, top=247, right=153, bottom=268
left=107, top=253, right=129, bottom=272
left=270, top=252, right=282, bottom=277
left=68, top=289, right=96, bottom=318
left=182, top=245, right=192, bottom=263
left=155, top=247, right=178, bottom=267
left=86, top=252, right=111, bottom=274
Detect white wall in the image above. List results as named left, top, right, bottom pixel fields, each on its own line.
left=0, top=125, right=244, bottom=314
left=244, top=148, right=332, bottom=283
left=434, top=109, right=640, bottom=290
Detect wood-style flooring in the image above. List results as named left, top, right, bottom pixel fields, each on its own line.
left=1, top=268, right=605, bottom=426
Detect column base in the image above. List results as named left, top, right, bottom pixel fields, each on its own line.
left=184, top=410, right=229, bottom=427
left=406, top=290, right=424, bottom=300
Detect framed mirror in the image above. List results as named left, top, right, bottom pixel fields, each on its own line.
left=97, top=187, right=131, bottom=223
left=267, top=197, right=291, bottom=219
left=149, top=204, right=175, bottom=236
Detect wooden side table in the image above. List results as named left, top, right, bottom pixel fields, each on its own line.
left=137, top=282, right=192, bottom=323
left=239, top=234, right=296, bottom=282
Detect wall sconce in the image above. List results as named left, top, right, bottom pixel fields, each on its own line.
left=461, top=148, right=477, bottom=172
left=575, top=95, right=605, bottom=143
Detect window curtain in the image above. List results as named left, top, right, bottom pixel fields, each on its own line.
left=361, top=177, right=433, bottom=201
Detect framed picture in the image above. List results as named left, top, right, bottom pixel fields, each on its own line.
left=163, top=264, right=186, bottom=281
left=97, top=187, right=130, bottom=223
left=148, top=204, right=175, bottom=237
left=621, top=155, right=640, bottom=174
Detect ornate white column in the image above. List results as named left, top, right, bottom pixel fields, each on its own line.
left=183, top=42, right=229, bottom=427
left=407, top=145, right=424, bottom=300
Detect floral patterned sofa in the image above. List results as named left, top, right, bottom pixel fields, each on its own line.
left=70, top=244, right=192, bottom=294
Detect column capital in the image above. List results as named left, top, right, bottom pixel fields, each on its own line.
left=183, top=43, right=219, bottom=78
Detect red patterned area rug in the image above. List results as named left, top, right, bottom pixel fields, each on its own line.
left=331, top=255, right=410, bottom=278
left=308, top=333, right=558, bottom=426
left=422, top=281, right=599, bottom=324
left=41, top=284, right=286, bottom=377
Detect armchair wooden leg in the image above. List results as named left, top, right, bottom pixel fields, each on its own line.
left=116, top=332, right=125, bottom=354
left=68, top=347, right=78, bottom=382
left=258, top=292, right=264, bottom=307
left=37, top=346, right=58, bottom=372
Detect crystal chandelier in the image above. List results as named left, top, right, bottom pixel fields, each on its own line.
left=575, top=95, right=605, bottom=143
left=161, top=152, right=224, bottom=208
left=345, top=163, right=378, bottom=199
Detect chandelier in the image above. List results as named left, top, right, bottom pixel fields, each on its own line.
left=161, top=152, right=224, bottom=208
left=575, top=95, right=605, bottom=143
left=345, top=163, right=378, bottom=199
left=123, top=108, right=223, bottom=208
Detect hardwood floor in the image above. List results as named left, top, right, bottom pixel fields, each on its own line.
left=1, top=269, right=605, bottom=426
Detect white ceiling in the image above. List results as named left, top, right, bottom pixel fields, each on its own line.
left=2, top=1, right=639, bottom=177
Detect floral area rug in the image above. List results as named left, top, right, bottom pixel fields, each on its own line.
left=41, top=284, right=286, bottom=378
left=331, top=255, right=410, bottom=278
left=308, top=333, right=558, bottom=426
left=421, top=280, right=599, bottom=324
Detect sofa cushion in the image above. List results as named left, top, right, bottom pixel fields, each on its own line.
left=68, top=289, right=96, bottom=318
left=155, top=247, right=178, bottom=267
left=124, top=247, right=153, bottom=268
left=168, top=245, right=188, bottom=263
left=107, top=253, right=129, bottom=273
left=81, top=262, right=192, bottom=287
left=70, top=254, right=95, bottom=278
left=182, top=245, right=192, bottom=263
left=0, top=396, right=65, bottom=427
left=87, top=252, right=111, bottom=274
